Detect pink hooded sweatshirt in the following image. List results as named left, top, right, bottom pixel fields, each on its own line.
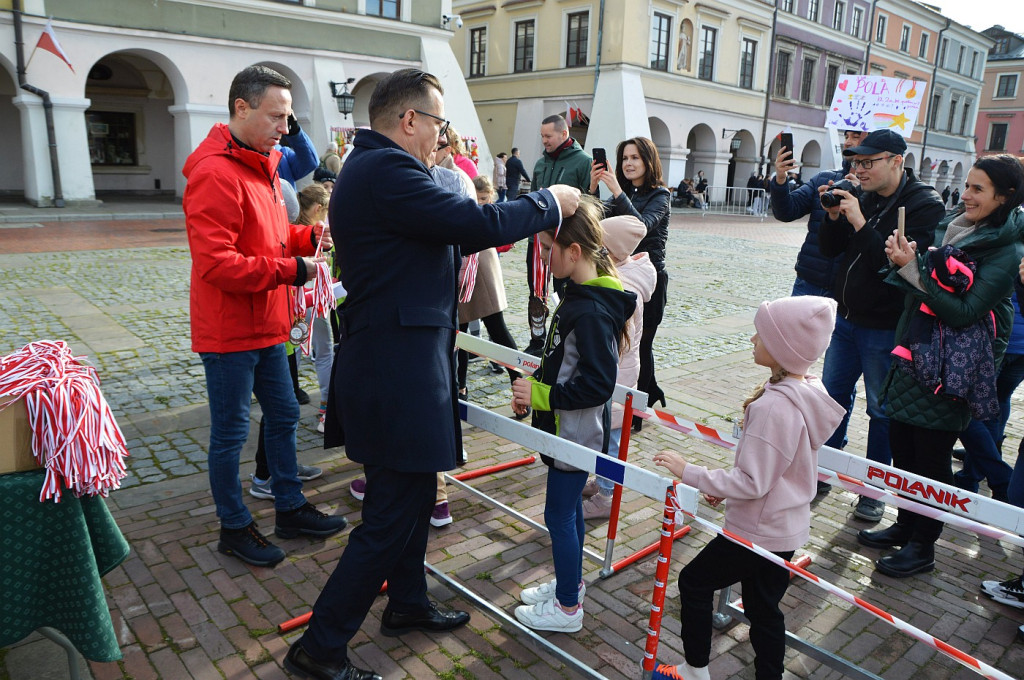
left=681, top=376, right=845, bottom=551
left=601, top=215, right=656, bottom=390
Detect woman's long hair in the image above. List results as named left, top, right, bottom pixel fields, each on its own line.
left=972, top=154, right=1024, bottom=227
left=296, top=183, right=330, bottom=226
left=545, top=195, right=628, bottom=352
left=614, top=136, right=665, bottom=193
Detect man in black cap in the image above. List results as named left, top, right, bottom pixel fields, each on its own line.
left=816, top=129, right=944, bottom=523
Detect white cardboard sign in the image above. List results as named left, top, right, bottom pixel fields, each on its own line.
left=825, top=75, right=927, bottom=137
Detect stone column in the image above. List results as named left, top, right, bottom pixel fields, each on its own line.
left=14, top=95, right=96, bottom=206
left=168, top=104, right=226, bottom=197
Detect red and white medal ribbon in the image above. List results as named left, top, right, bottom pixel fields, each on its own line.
left=459, top=253, right=479, bottom=303
left=0, top=340, right=129, bottom=502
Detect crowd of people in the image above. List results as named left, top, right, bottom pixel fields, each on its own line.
left=182, top=64, right=1024, bottom=680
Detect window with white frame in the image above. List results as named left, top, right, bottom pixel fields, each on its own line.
left=970, top=51, right=979, bottom=78
left=919, top=33, right=929, bottom=59
left=876, top=15, right=887, bottom=43
left=740, top=38, right=757, bottom=89
left=650, top=12, right=672, bottom=71
left=698, top=25, right=717, bottom=80
left=928, top=93, right=941, bottom=128
left=996, top=74, right=1018, bottom=98
left=994, top=37, right=1009, bottom=54
left=957, top=45, right=966, bottom=72
left=800, top=56, right=816, bottom=102
left=781, top=0, right=794, bottom=12
left=832, top=1, right=845, bottom=31
left=775, top=49, right=792, bottom=97
left=852, top=7, right=863, bottom=38
left=566, top=11, right=589, bottom=67
left=366, top=0, right=399, bottom=18
left=469, top=27, right=487, bottom=77
left=808, top=0, right=820, bottom=22
left=514, top=20, right=535, bottom=72
left=939, top=38, right=948, bottom=67
left=989, top=123, right=1008, bottom=151
left=825, top=63, right=840, bottom=99
left=947, top=97, right=958, bottom=131
left=900, top=25, right=910, bottom=52
left=959, top=100, right=972, bottom=135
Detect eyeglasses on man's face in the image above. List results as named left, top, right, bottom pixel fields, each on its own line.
left=850, top=154, right=896, bottom=170
left=400, top=109, right=450, bottom=138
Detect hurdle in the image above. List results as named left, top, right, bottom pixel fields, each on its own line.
left=454, top=333, right=695, bottom=575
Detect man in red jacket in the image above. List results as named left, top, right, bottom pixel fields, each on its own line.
left=183, top=65, right=347, bottom=568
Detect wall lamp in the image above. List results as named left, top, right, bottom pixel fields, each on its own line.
left=329, top=78, right=356, bottom=116
left=722, top=128, right=740, bottom=139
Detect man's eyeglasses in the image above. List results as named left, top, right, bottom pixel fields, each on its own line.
left=850, top=154, right=896, bottom=170
left=401, top=109, right=450, bottom=138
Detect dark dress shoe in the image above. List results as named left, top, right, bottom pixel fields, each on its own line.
left=380, top=601, right=470, bottom=637
left=858, top=523, right=913, bottom=549
left=284, top=642, right=382, bottom=680
left=875, top=541, right=935, bottom=578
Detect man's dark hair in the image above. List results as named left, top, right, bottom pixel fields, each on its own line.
left=228, top=65, right=291, bottom=118
left=368, top=68, right=444, bottom=130
left=511, top=147, right=519, bottom=155
left=497, top=152, right=507, bottom=159
left=541, top=114, right=568, bottom=133
left=973, top=154, right=1024, bottom=227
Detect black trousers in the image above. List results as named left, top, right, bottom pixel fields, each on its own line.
left=889, top=419, right=957, bottom=544
left=457, top=312, right=518, bottom=388
left=638, top=268, right=669, bottom=400
left=298, top=464, right=437, bottom=663
left=678, top=535, right=794, bottom=680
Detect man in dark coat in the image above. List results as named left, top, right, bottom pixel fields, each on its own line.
left=283, top=68, right=581, bottom=680
left=504, top=147, right=530, bottom=199
left=941, top=184, right=951, bottom=207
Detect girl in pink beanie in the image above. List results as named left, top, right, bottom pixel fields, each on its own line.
left=652, top=295, right=846, bottom=680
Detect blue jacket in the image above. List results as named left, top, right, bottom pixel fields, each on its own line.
left=770, top=166, right=848, bottom=291
left=325, top=129, right=561, bottom=472
left=276, top=129, right=318, bottom=188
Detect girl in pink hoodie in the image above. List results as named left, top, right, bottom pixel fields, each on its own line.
left=653, top=295, right=845, bottom=680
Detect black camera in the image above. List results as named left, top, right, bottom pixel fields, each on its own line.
left=820, top=179, right=855, bottom=209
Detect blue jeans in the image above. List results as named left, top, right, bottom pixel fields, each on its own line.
left=497, top=189, right=507, bottom=202
left=790, top=277, right=831, bottom=298
left=956, top=352, right=1024, bottom=492
left=201, top=344, right=305, bottom=528
left=596, top=428, right=621, bottom=496
left=545, top=466, right=588, bottom=607
left=820, top=316, right=894, bottom=465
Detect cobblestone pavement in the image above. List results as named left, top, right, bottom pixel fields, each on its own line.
left=1, top=209, right=1022, bottom=680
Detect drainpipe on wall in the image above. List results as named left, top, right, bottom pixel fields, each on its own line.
left=919, top=18, right=951, bottom=178
left=863, top=0, right=877, bottom=68
left=758, top=1, right=779, bottom=175
left=592, top=0, right=605, bottom=97
left=12, top=0, right=65, bottom=207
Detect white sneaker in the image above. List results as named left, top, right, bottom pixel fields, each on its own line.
left=981, top=575, right=1024, bottom=608
left=520, top=579, right=586, bottom=605
left=652, top=660, right=711, bottom=680
left=317, top=414, right=325, bottom=433
left=514, top=597, right=583, bottom=632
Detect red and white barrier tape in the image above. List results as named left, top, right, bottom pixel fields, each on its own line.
left=671, top=489, right=1016, bottom=680
left=0, top=340, right=129, bottom=502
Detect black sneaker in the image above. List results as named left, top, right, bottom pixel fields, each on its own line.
left=295, top=388, right=310, bottom=405
left=816, top=481, right=832, bottom=496
left=218, top=522, right=285, bottom=567
left=275, top=502, right=348, bottom=539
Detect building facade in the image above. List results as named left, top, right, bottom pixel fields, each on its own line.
left=451, top=0, right=776, bottom=195
left=975, top=26, right=1024, bottom=159
left=0, top=0, right=477, bottom=205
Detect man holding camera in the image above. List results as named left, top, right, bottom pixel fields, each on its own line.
left=817, top=129, right=943, bottom=522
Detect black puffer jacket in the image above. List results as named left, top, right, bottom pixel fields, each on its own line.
left=604, top=186, right=671, bottom=270
left=818, top=168, right=944, bottom=329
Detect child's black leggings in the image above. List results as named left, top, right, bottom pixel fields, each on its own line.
left=678, top=534, right=794, bottom=679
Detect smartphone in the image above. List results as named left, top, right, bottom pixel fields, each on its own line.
left=592, top=147, right=607, bottom=170
left=780, top=133, right=794, bottom=154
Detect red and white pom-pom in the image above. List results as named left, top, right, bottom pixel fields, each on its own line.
left=0, top=340, right=130, bottom=502
left=459, top=253, right=479, bottom=303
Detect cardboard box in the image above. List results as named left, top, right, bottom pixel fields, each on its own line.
left=0, top=394, right=40, bottom=474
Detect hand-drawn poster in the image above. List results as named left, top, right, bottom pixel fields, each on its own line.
left=825, top=75, right=927, bottom=138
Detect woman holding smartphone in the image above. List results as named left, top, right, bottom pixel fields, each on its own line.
left=589, top=136, right=671, bottom=423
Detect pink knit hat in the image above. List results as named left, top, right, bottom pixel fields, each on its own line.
left=753, top=296, right=837, bottom=374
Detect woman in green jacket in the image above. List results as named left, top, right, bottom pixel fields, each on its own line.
left=858, top=154, right=1024, bottom=578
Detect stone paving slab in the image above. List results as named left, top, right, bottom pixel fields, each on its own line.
left=0, top=211, right=1021, bottom=679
